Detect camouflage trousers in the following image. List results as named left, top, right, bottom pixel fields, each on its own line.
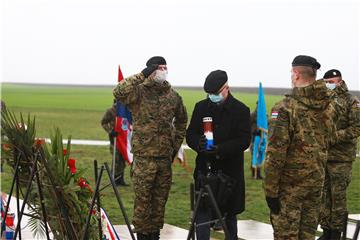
left=320, top=161, right=352, bottom=230
left=110, top=145, right=126, bottom=179
left=270, top=185, right=322, bottom=240
left=132, top=155, right=172, bottom=234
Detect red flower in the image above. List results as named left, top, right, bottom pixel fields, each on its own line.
left=34, top=138, right=45, bottom=147
left=78, top=178, right=88, bottom=188
left=63, top=149, right=67, bottom=156
left=2, top=143, right=11, bottom=151
left=78, top=178, right=93, bottom=193
left=67, top=158, right=76, bottom=174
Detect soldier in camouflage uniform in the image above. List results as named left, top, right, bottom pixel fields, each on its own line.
left=113, top=56, right=187, bottom=240
left=101, top=100, right=128, bottom=186
left=264, top=55, right=339, bottom=240
left=318, top=69, right=360, bottom=240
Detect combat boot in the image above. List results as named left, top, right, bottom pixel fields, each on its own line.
left=150, top=230, right=160, bottom=240
left=118, top=176, right=129, bottom=186
left=137, top=232, right=150, bottom=240
left=116, top=175, right=129, bottom=186
left=318, top=228, right=331, bottom=240
left=330, top=229, right=341, bottom=240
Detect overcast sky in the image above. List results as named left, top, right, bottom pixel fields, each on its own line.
left=1, top=0, right=359, bottom=90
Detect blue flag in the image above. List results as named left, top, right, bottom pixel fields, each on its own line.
left=251, top=82, right=268, bottom=167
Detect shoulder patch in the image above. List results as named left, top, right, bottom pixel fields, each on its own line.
left=271, top=111, right=279, bottom=119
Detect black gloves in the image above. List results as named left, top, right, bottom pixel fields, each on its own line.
left=141, top=64, right=158, bottom=78
left=198, top=135, right=207, bottom=152
left=109, top=129, right=118, bottom=138
left=198, top=135, right=219, bottom=156
left=205, top=145, right=218, bottom=155
left=266, top=197, right=280, bottom=214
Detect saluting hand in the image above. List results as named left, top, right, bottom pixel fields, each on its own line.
left=141, top=64, right=158, bottom=78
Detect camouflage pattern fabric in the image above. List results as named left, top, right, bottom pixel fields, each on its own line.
left=270, top=186, right=322, bottom=239
left=113, top=73, right=188, bottom=157
left=327, top=81, right=360, bottom=162
left=101, top=106, right=125, bottom=178
left=101, top=105, right=116, bottom=134
left=264, top=80, right=339, bottom=239
left=320, top=162, right=352, bottom=230
left=319, top=81, right=360, bottom=231
left=131, top=155, right=172, bottom=234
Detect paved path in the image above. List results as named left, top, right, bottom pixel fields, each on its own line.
left=2, top=195, right=359, bottom=239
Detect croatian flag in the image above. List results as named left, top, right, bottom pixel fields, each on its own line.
left=115, top=66, right=133, bottom=164
left=251, top=82, right=268, bottom=167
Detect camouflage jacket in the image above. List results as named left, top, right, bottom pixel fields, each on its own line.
left=328, top=81, right=360, bottom=162
left=113, top=73, right=188, bottom=157
left=264, top=80, right=339, bottom=197
left=101, top=106, right=116, bottom=134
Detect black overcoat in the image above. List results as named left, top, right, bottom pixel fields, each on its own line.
left=186, top=93, right=251, bottom=215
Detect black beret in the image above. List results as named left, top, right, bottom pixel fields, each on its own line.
left=204, top=70, right=228, bottom=93
left=146, top=56, right=166, bottom=67
left=323, top=69, right=342, bottom=79
left=292, top=55, right=321, bottom=69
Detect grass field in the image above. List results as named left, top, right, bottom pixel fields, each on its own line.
left=1, top=83, right=359, bottom=239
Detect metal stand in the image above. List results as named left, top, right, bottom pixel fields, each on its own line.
left=1, top=151, right=75, bottom=240
left=187, top=181, right=230, bottom=240
left=82, top=160, right=135, bottom=240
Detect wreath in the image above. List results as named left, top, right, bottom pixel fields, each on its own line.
left=1, top=108, right=98, bottom=239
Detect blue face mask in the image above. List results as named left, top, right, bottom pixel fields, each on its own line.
left=208, top=93, right=224, bottom=103
left=326, top=83, right=337, bottom=90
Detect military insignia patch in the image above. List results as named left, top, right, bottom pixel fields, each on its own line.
left=121, top=118, right=128, bottom=131
left=271, top=111, right=279, bottom=119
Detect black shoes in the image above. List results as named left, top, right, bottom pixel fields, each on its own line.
left=115, top=176, right=129, bottom=186
left=137, top=233, right=150, bottom=240
left=136, top=231, right=160, bottom=240
left=318, top=228, right=331, bottom=240
left=251, top=167, right=263, bottom=180
left=318, top=228, right=342, bottom=240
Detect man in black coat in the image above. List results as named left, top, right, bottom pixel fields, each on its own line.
left=186, top=70, right=251, bottom=240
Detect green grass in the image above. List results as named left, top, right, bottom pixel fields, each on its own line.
left=1, top=83, right=359, bottom=239
left=1, top=83, right=283, bottom=139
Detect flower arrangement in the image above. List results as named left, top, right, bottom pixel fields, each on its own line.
left=1, top=108, right=98, bottom=239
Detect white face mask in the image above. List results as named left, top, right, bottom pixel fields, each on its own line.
left=154, top=70, right=168, bottom=84
left=325, top=83, right=337, bottom=90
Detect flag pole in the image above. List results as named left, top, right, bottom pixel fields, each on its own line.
left=112, top=110, right=118, bottom=181
left=112, top=136, right=116, bottom=180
